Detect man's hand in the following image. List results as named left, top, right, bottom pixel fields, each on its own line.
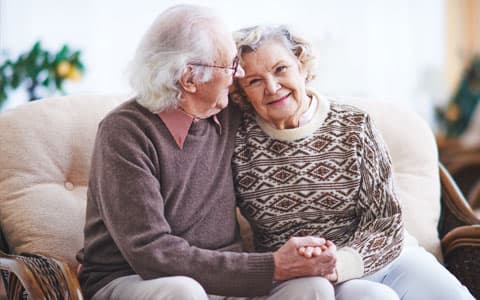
left=272, top=237, right=336, bottom=281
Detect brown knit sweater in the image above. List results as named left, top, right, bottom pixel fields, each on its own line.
left=77, top=99, right=274, bottom=299
left=232, top=93, right=403, bottom=283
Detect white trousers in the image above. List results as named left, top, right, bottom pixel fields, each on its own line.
left=92, top=275, right=333, bottom=300
left=92, top=247, right=474, bottom=300
left=334, top=246, right=474, bottom=300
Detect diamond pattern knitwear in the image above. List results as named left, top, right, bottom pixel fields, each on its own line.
left=232, top=91, right=404, bottom=283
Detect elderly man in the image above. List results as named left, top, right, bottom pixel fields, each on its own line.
left=77, top=5, right=335, bottom=300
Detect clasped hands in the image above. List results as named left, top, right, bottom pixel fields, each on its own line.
left=272, top=236, right=338, bottom=282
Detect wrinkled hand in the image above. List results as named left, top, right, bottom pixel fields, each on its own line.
left=298, top=240, right=338, bottom=282
left=298, top=240, right=336, bottom=258
left=272, top=237, right=336, bottom=281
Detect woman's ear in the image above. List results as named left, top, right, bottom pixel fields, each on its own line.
left=297, top=61, right=308, bottom=79
left=179, top=66, right=197, bottom=93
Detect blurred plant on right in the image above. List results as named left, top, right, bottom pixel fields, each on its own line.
left=436, top=56, right=480, bottom=138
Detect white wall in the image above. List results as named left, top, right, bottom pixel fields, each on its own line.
left=0, top=0, right=446, bottom=125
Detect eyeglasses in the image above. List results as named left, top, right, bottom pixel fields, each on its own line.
left=190, top=57, right=239, bottom=78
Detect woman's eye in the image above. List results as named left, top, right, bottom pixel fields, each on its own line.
left=276, top=65, right=287, bottom=73
left=248, top=78, right=261, bottom=86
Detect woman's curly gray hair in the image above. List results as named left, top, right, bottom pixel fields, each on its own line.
left=231, top=25, right=316, bottom=108
left=129, top=5, right=221, bottom=113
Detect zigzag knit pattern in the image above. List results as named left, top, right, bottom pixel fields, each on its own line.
left=232, top=101, right=404, bottom=276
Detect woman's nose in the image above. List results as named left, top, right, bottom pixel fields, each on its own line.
left=234, top=65, right=245, bottom=78
left=265, top=77, right=280, bottom=95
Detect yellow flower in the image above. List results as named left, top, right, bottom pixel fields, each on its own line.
left=67, top=67, right=82, bottom=81
left=56, top=61, right=72, bottom=77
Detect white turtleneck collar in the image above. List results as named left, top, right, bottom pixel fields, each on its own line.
left=255, top=90, right=330, bottom=142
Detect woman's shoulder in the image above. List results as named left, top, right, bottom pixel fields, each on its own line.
left=327, top=98, right=367, bottom=115
left=322, top=96, right=370, bottom=126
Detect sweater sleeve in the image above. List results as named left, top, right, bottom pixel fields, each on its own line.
left=335, top=114, right=403, bottom=282
left=90, top=113, right=274, bottom=297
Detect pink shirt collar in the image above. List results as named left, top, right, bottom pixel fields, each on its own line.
left=158, top=108, right=222, bottom=149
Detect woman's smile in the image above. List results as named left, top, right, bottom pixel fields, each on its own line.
left=267, top=92, right=291, bottom=106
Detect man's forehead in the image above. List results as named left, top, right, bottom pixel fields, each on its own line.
left=212, top=34, right=237, bottom=62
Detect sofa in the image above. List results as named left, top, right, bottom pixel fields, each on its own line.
left=0, top=94, right=479, bottom=299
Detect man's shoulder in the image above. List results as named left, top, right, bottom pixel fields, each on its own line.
left=103, top=98, right=150, bottom=120
left=218, top=102, right=242, bottom=128
left=93, top=98, right=171, bottom=149
left=100, top=98, right=158, bottom=130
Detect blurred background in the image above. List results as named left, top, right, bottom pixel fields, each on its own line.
left=1, top=1, right=480, bottom=181
left=0, top=0, right=450, bottom=117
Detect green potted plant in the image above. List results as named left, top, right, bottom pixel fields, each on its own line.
left=0, top=40, right=85, bottom=108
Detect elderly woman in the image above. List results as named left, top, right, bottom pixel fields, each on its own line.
left=231, top=25, right=474, bottom=300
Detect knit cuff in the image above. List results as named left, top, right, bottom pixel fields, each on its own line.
left=240, top=253, right=275, bottom=295
left=335, top=247, right=364, bottom=283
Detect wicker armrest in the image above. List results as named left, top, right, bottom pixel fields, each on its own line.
left=467, top=180, right=480, bottom=210
left=439, top=145, right=480, bottom=170
left=0, top=251, right=83, bottom=300
left=441, top=151, right=480, bottom=208
left=441, top=225, right=480, bottom=299
left=438, top=164, right=480, bottom=238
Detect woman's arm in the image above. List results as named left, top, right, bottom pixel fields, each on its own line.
left=346, top=114, right=404, bottom=277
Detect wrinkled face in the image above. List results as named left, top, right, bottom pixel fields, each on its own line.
left=191, top=30, right=244, bottom=118
left=238, top=41, right=309, bottom=129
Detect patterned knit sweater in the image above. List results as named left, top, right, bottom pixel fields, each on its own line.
left=232, top=92, right=404, bottom=283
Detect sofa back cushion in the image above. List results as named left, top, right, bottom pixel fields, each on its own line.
left=0, top=95, right=125, bottom=267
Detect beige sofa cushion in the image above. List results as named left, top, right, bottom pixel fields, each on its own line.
left=0, top=95, right=125, bottom=267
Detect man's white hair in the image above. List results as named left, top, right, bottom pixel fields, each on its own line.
left=129, top=5, right=222, bottom=112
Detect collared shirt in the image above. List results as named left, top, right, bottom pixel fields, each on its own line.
left=158, top=108, right=222, bottom=149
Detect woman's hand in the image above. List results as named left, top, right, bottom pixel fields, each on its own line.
left=325, top=269, right=338, bottom=282
left=298, top=240, right=336, bottom=258
left=298, top=240, right=338, bottom=282
left=273, top=236, right=328, bottom=280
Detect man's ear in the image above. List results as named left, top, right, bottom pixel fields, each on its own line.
left=179, top=66, right=197, bottom=93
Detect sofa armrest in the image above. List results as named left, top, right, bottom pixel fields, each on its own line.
left=438, top=163, right=480, bottom=239
left=441, top=225, right=480, bottom=299
left=467, top=180, right=480, bottom=211
left=0, top=226, right=9, bottom=254
left=0, top=251, right=83, bottom=300
left=440, top=148, right=480, bottom=208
